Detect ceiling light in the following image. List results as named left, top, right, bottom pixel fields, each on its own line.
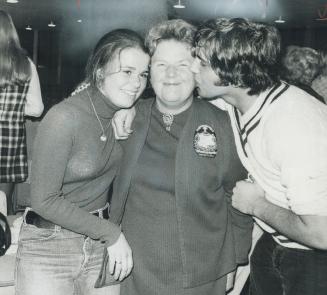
left=25, top=25, right=32, bottom=31
left=77, top=19, right=82, bottom=23
left=48, top=21, right=56, bottom=28
left=6, top=0, right=19, bottom=3
left=275, top=16, right=285, bottom=24
left=173, top=0, right=185, bottom=9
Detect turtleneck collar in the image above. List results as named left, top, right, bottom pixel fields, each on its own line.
left=84, top=85, right=119, bottom=119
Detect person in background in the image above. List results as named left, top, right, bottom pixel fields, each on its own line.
left=109, top=19, right=253, bottom=295
left=15, top=29, right=150, bottom=295
left=281, top=45, right=325, bottom=103
left=0, top=10, right=44, bottom=215
left=312, top=50, right=327, bottom=103
left=191, top=17, right=327, bottom=295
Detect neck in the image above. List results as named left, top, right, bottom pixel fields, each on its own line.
left=155, top=96, right=193, bottom=115
left=86, top=86, right=118, bottom=119
left=220, top=87, right=259, bottom=115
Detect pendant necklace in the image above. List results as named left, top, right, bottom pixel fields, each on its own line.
left=87, top=90, right=111, bottom=142
left=162, top=113, right=174, bottom=131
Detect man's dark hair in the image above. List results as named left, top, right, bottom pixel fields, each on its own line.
left=195, top=18, right=281, bottom=95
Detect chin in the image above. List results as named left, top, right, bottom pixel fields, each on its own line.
left=124, top=102, right=135, bottom=109
left=164, top=96, right=182, bottom=102
left=124, top=97, right=137, bottom=106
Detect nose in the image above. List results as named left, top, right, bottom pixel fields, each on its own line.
left=131, top=74, right=141, bottom=89
left=165, top=65, right=178, bottom=77
left=190, top=59, right=199, bottom=74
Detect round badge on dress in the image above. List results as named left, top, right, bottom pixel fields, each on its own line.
left=193, top=125, right=217, bottom=158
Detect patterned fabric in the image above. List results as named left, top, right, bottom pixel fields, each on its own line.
left=0, top=82, right=29, bottom=182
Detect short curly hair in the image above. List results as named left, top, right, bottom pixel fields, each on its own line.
left=145, top=19, right=196, bottom=56
left=281, top=46, right=320, bottom=85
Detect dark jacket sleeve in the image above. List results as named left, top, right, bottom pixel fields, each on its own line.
left=222, top=115, right=253, bottom=265
left=109, top=99, right=153, bottom=226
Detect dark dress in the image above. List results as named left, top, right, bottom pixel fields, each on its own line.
left=121, top=106, right=225, bottom=295
left=0, top=82, right=29, bottom=182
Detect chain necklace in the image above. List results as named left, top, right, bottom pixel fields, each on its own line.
left=162, top=113, right=174, bottom=131
left=87, top=90, right=111, bottom=142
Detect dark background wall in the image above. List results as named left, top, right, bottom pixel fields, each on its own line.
left=17, top=25, right=327, bottom=115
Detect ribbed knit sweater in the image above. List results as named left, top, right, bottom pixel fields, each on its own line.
left=30, top=86, right=121, bottom=245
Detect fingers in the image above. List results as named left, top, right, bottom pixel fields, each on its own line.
left=232, top=185, right=240, bottom=196
left=108, top=254, right=123, bottom=280
left=112, top=119, right=129, bottom=140
left=114, top=260, right=123, bottom=281
left=124, top=110, right=135, bottom=134
left=117, top=260, right=125, bottom=281
left=110, top=255, right=132, bottom=281
left=107, top=233, right=133, bottom=282
left=126, top=249, right=134, bottom=276
left=226, top=271, right=236, bottom=292
left=118, top=249, right=133, bottom=281
left=233, top=180, right=249, bottom=194
left=108, top=252, right=117, bottom=275
left=112, top=109, right=134, bottom=140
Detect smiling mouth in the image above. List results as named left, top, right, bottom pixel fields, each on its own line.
left=123, top=90, right=138, bottom=96
left=164, top=82, right=180, bottom=86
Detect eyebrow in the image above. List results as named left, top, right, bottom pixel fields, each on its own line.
left=120, top=66, right=136, bottom=70
left=121, top=66, right=149, bottom=72
left=152, top=58, right=192, bottom=63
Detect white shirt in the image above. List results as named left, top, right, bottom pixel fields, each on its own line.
left=211, top=82, right=327, bottom=249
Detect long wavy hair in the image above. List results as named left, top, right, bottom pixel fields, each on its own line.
left=85, top=28, right=148, bottom=88
left=0, top=10, right=30, bottom=87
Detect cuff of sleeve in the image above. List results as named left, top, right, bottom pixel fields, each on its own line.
left=102, top=223, right=121, bottom=247
left=290, top=196, right=327, bottom=216
left=286, top=174, right=327, bottom=215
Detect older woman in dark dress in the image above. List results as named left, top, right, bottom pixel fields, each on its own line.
left=110, top=19, right=253, bottom=295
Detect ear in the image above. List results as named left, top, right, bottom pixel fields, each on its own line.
left=95, top=69, right=105, bottom=88
left=96, top=69, right=104, bottom=80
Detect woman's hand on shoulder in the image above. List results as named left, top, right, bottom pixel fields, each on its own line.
left=112, top=107, right=136, bottom=140
left=107, top=232, right=133, bottom=281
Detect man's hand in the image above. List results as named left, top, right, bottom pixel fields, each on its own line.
left=107, top=233, right=133, bottom=281
left=233, top=181, right=327, bottom=250
left=112, top=107, right=136, bottom=140
left=232, top=180, right=266, bottom=215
